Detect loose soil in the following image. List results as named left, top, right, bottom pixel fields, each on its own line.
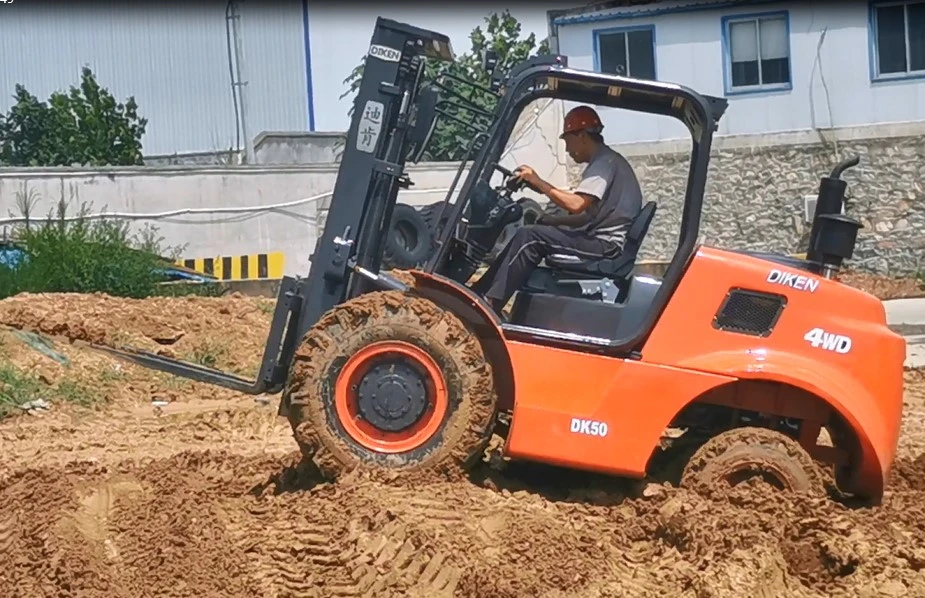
left=838, top=271, right=924, bottom=300
left=0, top=276, right=923, bottom=598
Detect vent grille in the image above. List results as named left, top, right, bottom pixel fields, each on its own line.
left=713, top=288, right=786, bottom=337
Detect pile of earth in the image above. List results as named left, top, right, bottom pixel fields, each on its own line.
left=0, top=274, right=921, bottom=597
left=0, top=291, right=275, bottom=411
left=839, top=271, right=924, bottom=300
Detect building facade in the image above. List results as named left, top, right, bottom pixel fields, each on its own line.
left=549, top=0, right=925, bottom=144
left=0, top=1, right=313, bottom=160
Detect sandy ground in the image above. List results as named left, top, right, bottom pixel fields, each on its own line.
left=0, top=272, right=923, bottom=598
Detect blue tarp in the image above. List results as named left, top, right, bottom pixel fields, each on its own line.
left=0, top=247, right=24, bottom=269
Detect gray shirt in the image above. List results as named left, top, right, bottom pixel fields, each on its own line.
left=572, top=145, right=643, bottom=248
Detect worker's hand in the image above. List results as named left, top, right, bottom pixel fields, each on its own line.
left=514, top=165, right=540, bottom=188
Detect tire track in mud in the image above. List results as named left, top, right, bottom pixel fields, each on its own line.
left=1, top=426, right=925, bottom=597
left=325, top=477, right=636, bottom=598
left=223, top=473, right=465, bottom=598
left=1, top=400, right=293, bottom=471
left=2, top=447, right=925, bottom=597
left=0, top=460, right=121, bottom=596
left=218, top=463, right=634, bottom=598
left=67, top=477, right=145, bottom=565
left=223, top=495, right=348, bottom=597
left=0, top=510, right=16, bottom=558
left=0, top=450, right=288, bottom=597
left=86, top=452, right=268, bottom=596
left=342, top=512, right=461, bottom=598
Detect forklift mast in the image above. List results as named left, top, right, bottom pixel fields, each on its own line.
left=302, top=18, right=455, bottom=322
left=86, top=19, right=457, bottom=395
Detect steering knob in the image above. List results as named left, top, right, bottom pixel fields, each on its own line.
left=491, top=162, right=530, bottom=193
left=495, top=164, right=514, bottom=178
left=504, top=174, right=524, bottom=192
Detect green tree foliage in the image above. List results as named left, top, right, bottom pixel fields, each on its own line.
left=0, top=66, right=147, bottom=167
left=341, top=11, right=549, bottom=161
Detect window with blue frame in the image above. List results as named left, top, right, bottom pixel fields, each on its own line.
left=871, top=1, right=925, bottom=79
left=595, top=26, right=656, bottom=80
left=722, top=12, right=791, bottom=92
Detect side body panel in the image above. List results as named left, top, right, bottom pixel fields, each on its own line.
left=502, top=340, right=735, bottom=477
left=642, top=246, right=906, bottom=495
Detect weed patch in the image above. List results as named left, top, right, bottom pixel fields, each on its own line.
left=0, top=197, right=221, bottom=300
left=186, top=338, right=230, bottom=370
left=0, top=362, right=102, bottom=419
left=0, top=363, right=45, bottom=418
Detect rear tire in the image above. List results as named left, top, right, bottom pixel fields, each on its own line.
left=680, top=427, right=825, bottom=497
left=382, top=204, right=434, bottom=270
left=283, top=290, right=498, bottom=481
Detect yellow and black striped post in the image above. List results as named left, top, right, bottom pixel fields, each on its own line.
left=174, top=252, right=285, bottom=281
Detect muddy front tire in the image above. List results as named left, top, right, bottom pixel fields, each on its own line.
left=680, top=427, right=825, bottom=497
left=283, top=290, right=498, bottom=480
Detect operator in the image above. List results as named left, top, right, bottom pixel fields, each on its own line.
left=471, top=105, right=644, bottom=315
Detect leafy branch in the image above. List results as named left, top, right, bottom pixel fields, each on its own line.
left=341, top=11, right=549, bottom=161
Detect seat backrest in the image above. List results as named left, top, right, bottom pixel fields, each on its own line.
left=621, top=201, right=657, bottom=258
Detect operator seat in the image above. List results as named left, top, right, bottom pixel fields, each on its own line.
left=545, top=200, right=657, bottom=281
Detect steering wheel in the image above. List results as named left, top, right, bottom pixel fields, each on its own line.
left=491, top=163, right=541, bottom=194
left=491, top=163, right=523, bottom=193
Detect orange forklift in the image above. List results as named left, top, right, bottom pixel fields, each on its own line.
left=100, top=17, right=906, bottom=503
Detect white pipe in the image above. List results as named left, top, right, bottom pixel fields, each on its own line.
left=0, top=187, right=453, bottom=225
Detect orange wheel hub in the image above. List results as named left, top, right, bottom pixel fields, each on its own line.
left=334, top=340, right=449, bottom=454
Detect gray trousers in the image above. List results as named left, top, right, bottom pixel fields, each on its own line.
left=471, top=224, right=618, bottom=308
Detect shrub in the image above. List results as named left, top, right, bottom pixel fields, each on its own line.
left=0, top=200, right=182, bottom=300
left=0, top=66, right=147, bottom=167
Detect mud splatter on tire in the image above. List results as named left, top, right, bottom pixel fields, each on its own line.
left=681, top=426, right=826, bottom=498
left=283, top=289, right=498, bottom=481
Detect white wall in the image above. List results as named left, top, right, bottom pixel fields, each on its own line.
left=555, top=1, right=925, bottom=143
left=0, top=101, right=568, bottom=277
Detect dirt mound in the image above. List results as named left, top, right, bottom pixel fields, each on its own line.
left=839, top=271, right=924, bottom=300
left=0, top=292, right=277, bottom=417
left=0, top=291, right=273, bottom=375
left=1, top=291, right=924, bottom=597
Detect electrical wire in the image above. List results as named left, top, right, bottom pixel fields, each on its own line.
left=0, top=186, right=453, bottom=225
left=807, top=4, right=836, bottom=156
left=0, top=97, right=562, bottom=226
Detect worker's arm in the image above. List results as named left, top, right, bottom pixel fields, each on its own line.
left=514, top=166, right=596, bottom=214
left=538, top=206, right=595, bottom=227
left=534, top=181, right=596, bottom=214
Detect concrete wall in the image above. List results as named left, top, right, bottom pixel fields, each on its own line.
left=0, top=163, right=447, bottom=278
left=1, top=117, right=921, bottom=278
left=0, top=104, right=567, bottom=278
left=554, top=1, right=925, bottom=144
left=253, top=132, right=347, bottom=165
left=621, top=121, right=925, bottom=276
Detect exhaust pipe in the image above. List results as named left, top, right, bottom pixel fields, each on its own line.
left=806, top=155, right=863, bottom=278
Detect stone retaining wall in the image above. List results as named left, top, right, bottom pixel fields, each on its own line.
left=609, top=130, right=925, bottom=276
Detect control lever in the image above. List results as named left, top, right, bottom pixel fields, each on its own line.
left=493, top=163, right=542, bottom=195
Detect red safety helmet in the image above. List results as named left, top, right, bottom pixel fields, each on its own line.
left=560, top=105, right=603, bottom=139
